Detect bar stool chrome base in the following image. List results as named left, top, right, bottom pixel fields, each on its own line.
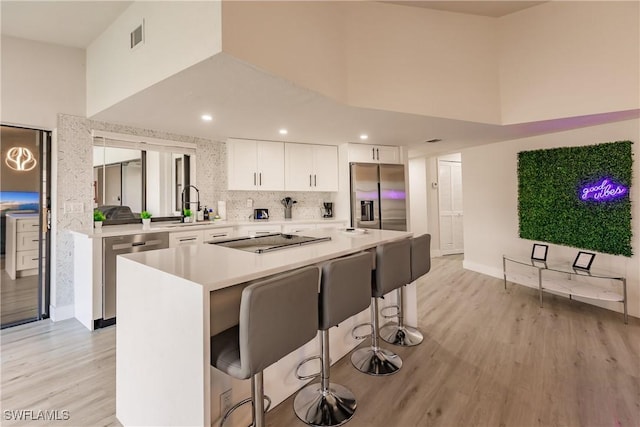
left=350, top=347, right=402, bottom=376
left=379, top=322, right=424, bottom=346
left=294, top=383, right=356, bottom=426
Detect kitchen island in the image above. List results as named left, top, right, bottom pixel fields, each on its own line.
left=116, top=228, right=414, bottom=427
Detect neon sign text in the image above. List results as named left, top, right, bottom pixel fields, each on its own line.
left=580, top=178, right=627, bottom=202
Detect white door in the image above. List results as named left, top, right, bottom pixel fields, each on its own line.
left=312, top=145, right=339, bottom=191
left=228, top=139, right=258, bottom=190
left=438, top=160, right=463, bottom=254
left=285, top=143, right=314, bottom=191
left=256, top=141, right=284, bottom=191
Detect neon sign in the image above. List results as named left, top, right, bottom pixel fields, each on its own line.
left=580, top=178, right=627, bottom=202
left=5, top=147, right=37, bottom=172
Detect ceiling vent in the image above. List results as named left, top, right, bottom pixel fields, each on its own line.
left=130, top=20, right=145, bottom=50
left=425, top=138, right=442, bottom=143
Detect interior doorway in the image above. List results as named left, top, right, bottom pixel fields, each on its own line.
left=438, top=156, right=463, bottom=255
left=1, top=125, right=51, bottom=328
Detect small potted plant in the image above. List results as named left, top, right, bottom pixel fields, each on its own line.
left=183, top=208, right=192, bottom=223
left=93, top=209, right=106, bottom=231
left=141, top=210, right=152, bottom=229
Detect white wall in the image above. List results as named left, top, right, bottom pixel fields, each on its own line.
left=222, top=1, right=501, bottom=124
left=0, top=36, right=85, bottom=129
left=87, top=1, right=222, bottom=116
left=499, top=1, right=640, bottom=124
left=461, top=119, right=639, bottom=318
left=409, top=158, right=428, bottom=236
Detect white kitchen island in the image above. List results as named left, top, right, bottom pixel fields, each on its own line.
left=116, top=228, right=414, bottom=427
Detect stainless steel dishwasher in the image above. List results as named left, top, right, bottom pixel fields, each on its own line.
left=100, top=232, right=169, bottom=328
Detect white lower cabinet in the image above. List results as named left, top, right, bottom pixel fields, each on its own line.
left=236, top=224, right=282, bottom=236
left=203, top=227, right=233, bottom=242
left=169, top=230, right=204, bottom=248
left=6, top=214, right=41, bottom=280
left=282, top=224, right=316, bottom=234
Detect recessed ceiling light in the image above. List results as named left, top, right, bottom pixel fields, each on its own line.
left=279, top=129, right=288, bottom=135
left=201, top=114, right=213, bottom=122
left=360, top=134, right=368, bottom=140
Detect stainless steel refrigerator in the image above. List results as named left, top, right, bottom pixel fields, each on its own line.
left=350, top=163, right=407, bottom=231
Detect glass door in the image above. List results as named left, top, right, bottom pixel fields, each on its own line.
left=0, top=125, right=51, bottom=328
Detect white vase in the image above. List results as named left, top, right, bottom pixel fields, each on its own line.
left=142, top=218, right=151, bottom=230
left=94, top=221, right=103, bottom=232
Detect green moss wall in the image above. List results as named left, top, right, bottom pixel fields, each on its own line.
left=518, top=140, right=633, bottom=257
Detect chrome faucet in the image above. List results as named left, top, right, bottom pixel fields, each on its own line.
left=181, top=185, right=200, bottom=222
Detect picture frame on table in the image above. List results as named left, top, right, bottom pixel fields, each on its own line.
left=573, top=251, right=596, bottom=270
left=531, top=243, right=549, bottom=262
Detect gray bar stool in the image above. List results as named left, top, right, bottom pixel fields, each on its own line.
left=351, top=239, right=411, bottom=376
left=210, top=266, right=320, bottom=427
left=380, top=234, right=431, bottom=346
left=294, top=252, right=372, bottom=426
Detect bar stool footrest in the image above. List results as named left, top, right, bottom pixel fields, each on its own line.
left=380, top=304, right=400, bottom=319
left=219, top=395, right=272, bottom=427
left=295, top=355, right=322, bottom=380
left=351, top=322, right=373, bottom=340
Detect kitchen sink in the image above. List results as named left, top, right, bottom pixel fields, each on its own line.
left=211, top=233, right=331, bottom=253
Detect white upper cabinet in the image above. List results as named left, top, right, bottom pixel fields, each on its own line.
left=348, top=144, right=400, bottom=164
left=227, top=139, right=285, bottom=191
left=285, top=144, right=338, bottom=192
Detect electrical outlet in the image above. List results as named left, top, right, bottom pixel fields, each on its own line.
left=246, top=198, right=253, bottom=208
left=220, top=389, right=233, bottom=417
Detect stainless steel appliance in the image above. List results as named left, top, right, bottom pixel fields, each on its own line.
left=253, top=208, right=269, bottom=220
left=322, top=202, right=333, bottom=218
left=350, top=163, right=407, bottom=231
left=100, top=232, right=169, bottom=328
left=212, top=233, right=330, bottom=253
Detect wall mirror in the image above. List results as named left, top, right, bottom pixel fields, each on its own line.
left=92, top=130, right=196, bottom=224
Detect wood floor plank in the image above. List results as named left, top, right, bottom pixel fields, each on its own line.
left=1, top=255, right=638, bottom=427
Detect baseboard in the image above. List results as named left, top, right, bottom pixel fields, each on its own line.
left=462, top=260, right=503, bottom=280
left=432, top=249, right=443, bottom=257
left=49, top=304, right=74, bottom=322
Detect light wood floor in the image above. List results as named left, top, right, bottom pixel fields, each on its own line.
left=1, top=255, right=638, bottom=426
left=1, top=257, right=39, bottom=326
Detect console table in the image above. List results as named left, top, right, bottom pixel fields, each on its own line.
left=502, top=255, right=627, bottom=324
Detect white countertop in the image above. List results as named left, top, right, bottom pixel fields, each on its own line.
left=6, top=212, right=39, bottom=219
left=119, top=228, right=411, bottom=292
left=72, top=218, right=348, bottom=238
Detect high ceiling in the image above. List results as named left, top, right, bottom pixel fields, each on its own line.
left=1, top=1, right=637, bottom=157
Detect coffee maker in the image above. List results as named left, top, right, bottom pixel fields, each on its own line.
left=322, top=202, right=333, bottom=218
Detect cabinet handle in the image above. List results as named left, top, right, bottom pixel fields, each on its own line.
left=376, top=148, right=380, bottom=160
left=32, top=258, right=39, bottom=261
left=211, top=233, right=227, bottom=238
left=255, top=231, right=271, bottom=235
left=179, top=237, right=197, bottom=242
left=372, top=147, right=375, bottom=160
left=259, top=173, right=262, bottom=186
left=32, top=239, right=39, bottom=242
left=253, top=172, right=256, bottom=185
left=314, top=174, right=317, bottom=186
left=310, top=174, right=312, bottom=187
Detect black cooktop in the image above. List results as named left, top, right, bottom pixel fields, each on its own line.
left=211, top=233, right=331, bottom=253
